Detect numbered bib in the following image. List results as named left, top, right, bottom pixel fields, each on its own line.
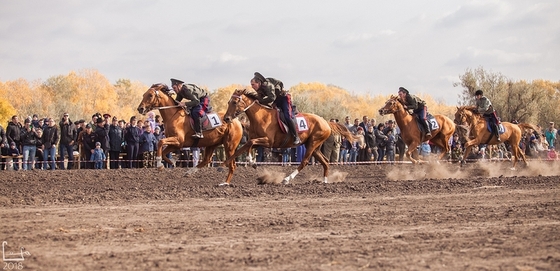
left=207, top=113, right=222, bottom=128
left=428, top=116, right=439, bottom=130
left=295, top=116, right=309, bottom=132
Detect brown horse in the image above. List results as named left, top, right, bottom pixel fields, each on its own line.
left=137, top=83, right=243, bottom=185
left=453, top=106, right=537, bottom=169
left=378, top=95, right=456, bottom=163
left=222, top=89, right=354, bottom=184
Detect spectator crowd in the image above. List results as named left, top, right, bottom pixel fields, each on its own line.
left=1, top=112, right=558, bottom=171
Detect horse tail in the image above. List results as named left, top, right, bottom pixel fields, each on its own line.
left=329, top=122, right=358, bottom=141
left=517, top=123, right=539, bottom=133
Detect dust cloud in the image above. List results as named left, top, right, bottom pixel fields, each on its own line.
left=386, top=159, right=559, bottom=181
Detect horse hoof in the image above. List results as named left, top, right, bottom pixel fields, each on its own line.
left=216, top=167, right=224, bottom=172
left=282, top=179, right=290, bottom=185
left=510, top=167, right=516, bottom=171
left=157, top=166, right=165, bottom=171
left=251, top=164, right=258, bottom=169
left=218, top=182, right=230, bottom=186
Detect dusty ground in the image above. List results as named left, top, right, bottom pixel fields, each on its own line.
left=1, top=161, right=559, bottom=270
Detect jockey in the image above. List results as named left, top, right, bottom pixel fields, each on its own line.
left=250, top=72, right=301, bottom=144
left=397, top=87, right=431, bottom=137
left=170, top=78, right=209, bottom=138
left=474, top=89, right=500, bottom=142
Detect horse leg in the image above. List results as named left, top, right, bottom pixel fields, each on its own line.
left=283, top=143, right=316, bottom=184
left=156, top=137, right=182, bottom=169
left=223, top=137, right=270, bottom=167
left=183, top=145, right=216, bottom=177
left=311, top=148, right=330, bottom=183
left=406, top=142, right=420, bottom=164
left=215, top=141, right=238, bottom=186
left=161, top=145, right=180, bottom=168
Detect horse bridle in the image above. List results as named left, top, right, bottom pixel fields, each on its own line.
left=147, top=89, right=183, bottom=111
left=229, top=93, right=256, bottom=118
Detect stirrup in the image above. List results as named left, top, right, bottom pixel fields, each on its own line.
left=293, top=136, right=301, bottom=145
left=192, top=133, right=204, bottom=138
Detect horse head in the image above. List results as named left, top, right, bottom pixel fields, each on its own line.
left=378, top=95, right=401, bottom=115
left=224, top=89, right=256, bottom=123
left=137, top=83, right=175, bottom=115
left=454, top=106, right=477, bottom=126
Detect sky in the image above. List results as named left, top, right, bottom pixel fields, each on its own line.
left=1, top=0, right=559, bottom=105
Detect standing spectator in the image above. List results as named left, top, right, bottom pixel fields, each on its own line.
left=359, top=116, right=370, bottom=132
left=375, top=123, right=388, bottom=161
left=41, top=118, right=59, bottom=170
left=364, top=125, right=377, bottom=161
left=34, top=128, right=44, bottom=169
left=321, top=121, right=337, bottom=163
left=108, top=117, right=124, bottom=169
left=0, top=123, right=7, bottom=170
left=146, top=111, right=156, bottom=133
left=81, top=124, right=97, bottom=169
left=31, top=114, right=40, bottom=128
left=21, top=120, right=39, bottom=170
left=281, top=148, right=291, bottom=166
left=58, top=112, right=77, bottom=170
left=343, top=116, right=352, bottom=130
left=339, top=136, right=351, bottom=164
left=94, top=117, right=110, bottom=168
left=191, top=147, right=200, bottom=167
left=547, top=147, right=557, bottom=160
left=125, top=116, right=141, bottom=168
left=155, top=115, right=164, bottom=133
left=545, top=122, right=557, bottom=149
left=385, top=128, right=396, bottom=163
left=348, top=135, right=359, bottom=164
left=356, top=127, right=367, bottom=162
left=420, top=141, right=431, bottom=160
left=90, top=142, right=106, bottom=169
left=139, top=125, right=157, bottom=168
left=395, top=126, right=406, bottom=161
left=348, top=118, right=360, bottom=135
left=6, top=116, right=23, bottom=164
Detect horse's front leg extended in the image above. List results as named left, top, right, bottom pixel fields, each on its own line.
left=223, top=137, right=270, bottom=167
left=156, top=137, right=181, bottom=169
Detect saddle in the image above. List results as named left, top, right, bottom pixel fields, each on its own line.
left=276, top=108, right=306, bottom=134
left=485, top=119, right=505, bottom=134
left=415, top=113, right=439, bottom=133
left=187, top=111, right=223, bottom=131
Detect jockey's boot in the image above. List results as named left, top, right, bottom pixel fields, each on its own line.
left=192, top=117, right=204, bottom=138
left=494, top=123, right=501, bottom=142
left=423, top=120, right=432, bottom=137
left=288, top=119, right=301, bottom=145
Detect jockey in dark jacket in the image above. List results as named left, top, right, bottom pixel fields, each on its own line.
left=170, top=78, right=209, bottom=138
left=475, top=89, right=501, bottom=142
left=250, top=72, right=301, bottom=145
left=398, top=87, right=431, bottom=137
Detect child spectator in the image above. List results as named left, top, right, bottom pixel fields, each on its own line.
left=385, top=128, right=396, bottom=163
left=90, top=142, right=106, bottom=169
left=8, top=142, right=20, bottom=170
left=139, top=125, right=157, bottom=168
left=419, top=140, right=431, bottom=160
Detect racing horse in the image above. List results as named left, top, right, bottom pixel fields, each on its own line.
left=222, top=89, right=355, bottom=184
left=137, top=83, right=243, bottom=185
left=378, top=95, right=456, bottom=163
left=454, top=106, right=537, bottom=169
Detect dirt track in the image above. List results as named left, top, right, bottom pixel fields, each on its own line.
left=1, top=162, right=559, bottom=270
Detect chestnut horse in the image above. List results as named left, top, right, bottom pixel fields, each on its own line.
left=222, top=89, right=354, bottom=184
left=378, top=95, right=455, bottom=163
left=137, top=83, right=243, bottom=185
left=454, top=106, right=537, bottom=169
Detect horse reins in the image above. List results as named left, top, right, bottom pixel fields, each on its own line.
left=230, top=94, right=256, bottom=118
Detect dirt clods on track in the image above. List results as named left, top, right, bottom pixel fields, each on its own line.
left=1, top=162, right=559, bottom=270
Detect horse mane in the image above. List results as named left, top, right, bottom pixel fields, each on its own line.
left=150, top=83, right=177, bottom=105
left=240, top=89, right=259, bottom=100
left=458, top=105, right=481, bottom=117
